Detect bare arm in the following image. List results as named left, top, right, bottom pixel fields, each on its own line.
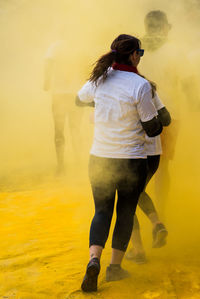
left=75, top=95, right=95, bottom=107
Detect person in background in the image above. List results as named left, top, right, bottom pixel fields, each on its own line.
left=44, top=40, right=84, bottom=174
left=140, top=10, right=180, bottom=219
left=125, top=10, right=177, bottom=263
left=76, top=34, right=165, bottom=292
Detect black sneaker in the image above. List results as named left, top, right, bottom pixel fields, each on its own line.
left=106, top=264, right=130, bottom=282
left=125, top=250, right=147, bottom=264
left=152, top=223, right=168, bottom=248
left=81, top=258, right=100, bottom=292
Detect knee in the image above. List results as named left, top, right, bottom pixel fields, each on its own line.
left=117, top=208, right=134, bottom=228
left=55, top=132, right=65, bottom=146
left=92, top=209, right=113, bottom=231
left=95, top=210, right=113, bottom=222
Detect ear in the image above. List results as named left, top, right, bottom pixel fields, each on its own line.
left=130, top=51, right=139, bottom=66
left=132, top=50, right=139, bottom=60
left=133, top=50, right=138, bottom=58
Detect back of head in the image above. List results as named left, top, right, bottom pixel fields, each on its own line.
left=145, top=10, right=170, bottom=36
left=90, top=34, right=141, bottom=84
left=142, top=10, right=171, bottom=52
left=111, top=34, right=140, bottom=64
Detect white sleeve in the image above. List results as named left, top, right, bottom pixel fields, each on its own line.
left=137, top=82, right=158, bottom=122
left=154, top=92, right=165, bottom=110
left=78, top=80, right=96, bottom=103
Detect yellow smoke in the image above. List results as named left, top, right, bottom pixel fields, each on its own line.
left=0, top=0, right=199, bottom=297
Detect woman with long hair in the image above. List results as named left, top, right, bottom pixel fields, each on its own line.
left=76, top=34, right=165, bottom=292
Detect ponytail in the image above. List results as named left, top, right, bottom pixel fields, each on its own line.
left=89, top=51, right=116, bottom=85
left=89, top=34, right=157, bottom=96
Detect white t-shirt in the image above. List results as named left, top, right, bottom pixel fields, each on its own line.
left=78, top=68, right=158, bottom=159
left=145, top=93, right=165, bottom=156
left=45, top=40, right=85, bottom=94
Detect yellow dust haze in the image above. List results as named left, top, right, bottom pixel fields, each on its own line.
left=0, top=0, right=200, bottom=298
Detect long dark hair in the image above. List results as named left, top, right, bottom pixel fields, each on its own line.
left=89, top=34, right=139, bottom=84
left=89, top=34, right=156, bottom=96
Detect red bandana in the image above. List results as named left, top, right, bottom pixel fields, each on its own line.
left=112, top=62, right=138, bottom=74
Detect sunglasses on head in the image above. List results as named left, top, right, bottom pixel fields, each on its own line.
left=136, top=49, right=144, bottom=57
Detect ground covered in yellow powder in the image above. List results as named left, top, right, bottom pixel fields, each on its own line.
left=0, top=174, right=200, bottom=299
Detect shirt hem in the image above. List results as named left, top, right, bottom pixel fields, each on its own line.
left=90, top=150, right=147, bottom=159
left=145, top=151, right=162, bottom=156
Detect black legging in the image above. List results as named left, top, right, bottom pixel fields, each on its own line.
left=89, top=155, right=147, bottom=252
left=134, top=155, right=160, bottom=229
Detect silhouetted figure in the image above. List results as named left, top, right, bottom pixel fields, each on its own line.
left=140, top=10, right=180, bottom=218
left=44, top=40, right=83, bottom=174
left=126, top=10, right=177, bottom=262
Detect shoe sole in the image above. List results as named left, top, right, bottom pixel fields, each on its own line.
left=125, top=254, right=147, bottom=264
left=153, top=229, right=168, bottom=248
left=106, top=269, right=130, bottom=282
left=81, top=264, right=100, bottom=292
left=132, top=258, right=147, bottom=265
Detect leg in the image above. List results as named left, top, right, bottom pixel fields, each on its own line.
left=126, top=214, right=146, bottom=263
left=138, top=155, right=162, bottom=225
left=82, top=156, right=116, bottom=292
left=155, top=157, right=170, bottom=220
left=127, top=156, right=161, bottom=261
left=52, top=94, right=67, bottom=173
left=68, top=104, right=84, bottom=162
left=112, top=159, right=147, bottom=256
left=138, top=155, right=168, bottom=247
left=89, top=156, right=116, bottom=251
left=138, top=190, right=168, bottom=248
left=131, top=215, right=144, bottom=254
left=89, top=183, right=116, bottom=252
left=89, top=245, right=103, bottom=260
left=106, top=159, right=147, bottom=281
left=138, top=191, right=161, bottom=226
left=156, top=121, right=179, bottom=219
